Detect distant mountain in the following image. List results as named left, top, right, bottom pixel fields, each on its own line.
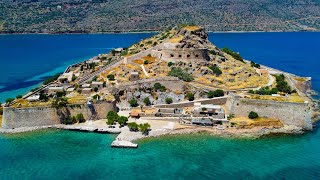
left=0, top=0, right=319, bottom=33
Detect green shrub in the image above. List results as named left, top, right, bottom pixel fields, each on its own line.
left=168, top=67, right=194, bottom=82
left=209, top=65, right=222, bottom=76
left=43, top=74, right=60, bottom=85
left=76, top=113, right=85, bottom=123
left=222, top=47, right=244, bottom=62
left=129, top=99, right=139, bottom=107
left=144, top=60, right=149, bottom=64
left=16, top=95, right=23, bottom=99
left=250, top=61, right=261, bottom=68
left=94, top=87, right=99, bottom=92
left=127, top=122, right=139, bottom=132
left=165, top=98, right=173, bottom=104
left=106, top=111, right=118, bottom=125
left=139, top=123, right=151, bottom=135
left=275, top=74, right=291, bottom=94
left=207, top=89, right=224, bottom=98
left=107, top=74, right=115, bottom=81
left=144, top=97, right=151, bottom=106
left=118, top=116, right=128, bottom=126
left=248, top=111, right=259, bottom=119
left=5, top=98, right=15, bottom=104
left=168, top=62, right=175, bottom=67
left=186, top=93, right=194, bottom=101
left=153, top=83, right=166, bottom=92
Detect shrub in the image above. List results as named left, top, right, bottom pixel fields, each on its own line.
left=129, top=99, right=139, bottom=107
left=222, top=47, right=244, bottom=62
left=118, top=116, right=128, bottom=126
left=207, top=89, right=224, bottom=98
left=168, top=67, right=194, bottom=82
left=143, top=97, right=151, bottom=106
left=165, top=98, right=173, bottom=104
left=16, top=95, right=23, bottom=99
left=168, top=62, right=175, bottom=67
left=147, top=54, right=152, bottom=57
left=248, top=111, right=259, bottom=119
left=5, top=98, right=15, bottom=104
left=127, top=122, right=139, bottom=132
left=186, top=93, right=194, bottom=101
left=209, top=65, right=222, bottom=76
left=153, top=83, right=166, bottom=92
left=227, top=114, right=235, bottom=120
left=76, top=113, right=85, bottom=123
left=250, top=61, right=260, bottom=68
left=94, top=87, right=99, bottom=92
left=144, top=60, right=149, bottom=64
left=106, top=111, right=118, bottom=125
left=52, top=97, right=68, bottom=108
left=275, top=74, right=291, bottom=93
left=56, top=91, right=66, bottom=98
left=107, top=74, right=115, bottom=81
left=43, top=74, right=60, bottom=85
left=92, top=94, right=100, bottom=100
left=139, top=123, right=151, bottom=135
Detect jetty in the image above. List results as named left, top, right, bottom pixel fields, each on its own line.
left=111, top=140, right=138, bottom=148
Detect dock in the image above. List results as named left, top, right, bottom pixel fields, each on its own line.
left=111, top=140, right=138, bottom=148
left=57, top=125, right=121, bottom=134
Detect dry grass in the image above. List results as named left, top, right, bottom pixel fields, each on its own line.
left=183, top=26, right=201, bottom=31
left=230, top=116, right=283, bottom=128
left=11, top=99, right=52, bottom=108
left=169, top=35, right=184, bottom=43
left=249, top=94, right=305, bottom=103
left=142, top=56, right=156, bottom=63
left=133, top=59, right=144, bottom=64
left=68, top=94, right=87, bottom=104
left=294, top=77, right=308, bottom=82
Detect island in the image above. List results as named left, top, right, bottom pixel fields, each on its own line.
left=1, top=25, right=319, bottom=148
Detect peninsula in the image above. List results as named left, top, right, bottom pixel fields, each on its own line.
left=1, top=25, right=319, bottom=147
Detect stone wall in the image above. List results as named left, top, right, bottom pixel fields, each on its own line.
left=226, top=96, right=312, bottom=130
left=159, top=48, right=209, bottom=63
left=154, top=97, right=228, bottom=108
left=2, top=101, right=116, bottom=129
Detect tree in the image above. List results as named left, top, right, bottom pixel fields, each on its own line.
left=106, top=111, right=118, bottom=125
left=248, top=111, right=259, bottom=119
left=92, top=94, right=100, bottom=100
left=129, top=99, right=139, bottom=107
left=16, top=95, right=23, bottom=99
left=94, top=87, right=99, bottom=92
left=186, top=93, right=194, bottom=101
left=107, top=74, right=115, bottom=81
left=168, top=67, right=194, bottom=82
left=168, top=62, right=175, bottom=67
left=6, top=98, right=15, bottom=104
left=144, top=60, right=149, bottom=64
left=165, top=98, right=173, bottom=104
left=118, top=116, right=128, bottom=126
left=209, top=65, right=222, bottom=76
left=143, top=97, right=151, bottom=106
left=207, top=89, right=224, bottom=98
left=127, top=122, right=139, bottom=132
left=56, top=91, right=66, bottom=98
left=154, top=83, right=166, bottom=92
left=222, top=47, right=244, bottom=62
left=76, top=113, right=85, bottom=123
left=139, top=123, right=151, bottom=135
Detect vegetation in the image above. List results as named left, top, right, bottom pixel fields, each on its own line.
left=275, top=74, right=292, bottom=94
left=92, top=94, right=100, bottom=100
left=153, top=83, right=166, bottom=92
left=186, top=93, right=194, bottom=101
left=249, top=87, right=278, bottom=95
left=227, top=114, right=235, bottom=120
left=127, top=122, right=139, bottom=132
left=76, top=113, right=85, bottom=123
left=52, top=97, right=68, bottom=108
left=94, top=87, right=99, bottom=92
left=107, top=74, right=115, bottom=81
left=248, top=111, right=259, bottom=119
left=168, top=62, right=175, bottom=67
left=222, top=47, right=244, bottom=62
left=144, top=60, right=149, bottom=65
left=129, top=99, right=139, bottom=107
left=118, top=116, right=128, bottom=126
left=143, top=97, right=151, bottom=106
left=106, top=110, right=118, bottom=125
left=43, top=74, right=60, bottom=85
left=168, top=67, right=194, bottom=82
left=165, top=98, right=173, bottom=104
left=250, top=61, right=260, bottom=68
left=139, top=123, right=151, bottom=135
left=5, top=98, right=14, bottom=104
left=209, top=65, right=222, bottom=76
left=56, top=91, right=66, bottom=98
left=16, top=95, right=23, bottom=99
left=207, top=89, right=224, bottom=98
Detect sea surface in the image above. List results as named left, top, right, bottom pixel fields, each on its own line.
left=0, top=32, right=320, bottom=179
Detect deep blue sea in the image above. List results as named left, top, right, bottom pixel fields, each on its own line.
left=0, top=32, right=320, bottom=179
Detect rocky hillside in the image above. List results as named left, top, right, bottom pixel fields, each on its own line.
left=0, top=0, right=319, bottom=33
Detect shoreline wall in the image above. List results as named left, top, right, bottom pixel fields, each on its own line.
left=226, top=95, right=312, bottom=130
left=1, top=101, right=116, bottom=129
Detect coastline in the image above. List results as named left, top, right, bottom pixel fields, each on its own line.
left=1, top=30, right=320, bottom=35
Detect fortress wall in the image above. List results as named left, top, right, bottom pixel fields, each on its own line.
left=2, top=101, right=116, bottom=129
left=160, top=49, right=209, bottom=63
left=154, top=97, right=228, bottom=108
left=227, top=96, right=312, bottom=129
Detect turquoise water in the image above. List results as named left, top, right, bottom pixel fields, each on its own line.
left=0, top=129, right=320, bottom=179
left=0, top=32, right=320, bottom=179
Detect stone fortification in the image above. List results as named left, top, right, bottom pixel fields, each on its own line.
left=2, top=101, right=116, bottom=129
left=154, top=97, right=228, bottom=109
left=226, top=95, right=312, bottom=130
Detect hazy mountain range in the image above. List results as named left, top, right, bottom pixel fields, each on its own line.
left=0, top=0, right=319, bottom=33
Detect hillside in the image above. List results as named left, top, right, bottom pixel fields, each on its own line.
left=0, top=0, right=319, bottom=33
